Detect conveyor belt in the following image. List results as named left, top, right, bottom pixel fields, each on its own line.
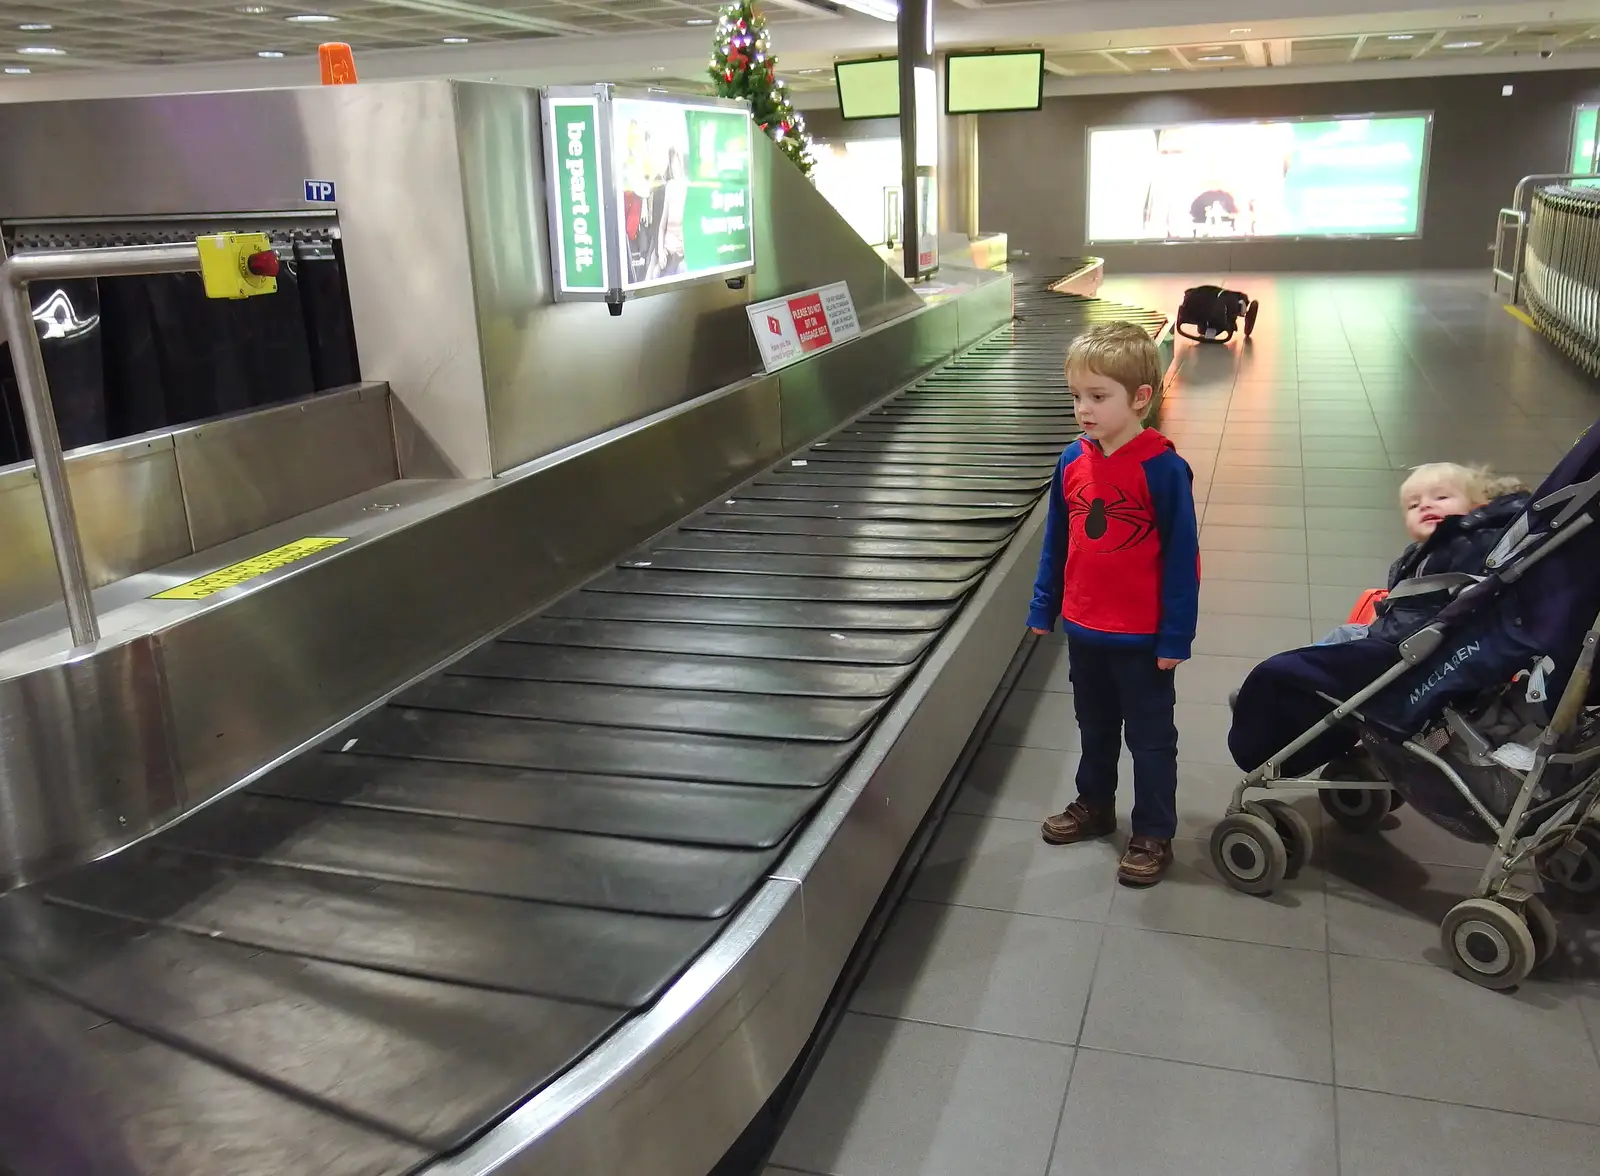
left=0, top=283, right=1165, bottom=1175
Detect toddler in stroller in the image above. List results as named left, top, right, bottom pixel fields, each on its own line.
left=1215, top=423, right=1600, bottom=989
left=1175, top=285, right=1259, bottom=344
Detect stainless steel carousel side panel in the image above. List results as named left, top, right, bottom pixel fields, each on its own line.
left=957, top=273, right=1016, bottom=350
left=427, top=493, right=1047, bottom=1176
left=0, top=437, right=190, bottom=621
left=0, top=635, right=182, bottom=885
left=777, top=300, right=961, bottom=453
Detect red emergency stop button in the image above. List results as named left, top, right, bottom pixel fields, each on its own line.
left=247, top=250, right=280, bottom=278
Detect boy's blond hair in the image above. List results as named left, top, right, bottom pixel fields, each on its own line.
left=1065, top=321, right=1163, bottom=407
left=1400, top=462, right=1529, bottom=506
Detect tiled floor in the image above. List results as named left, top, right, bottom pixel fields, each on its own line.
left=765, top=273, right=1600, bottom=1176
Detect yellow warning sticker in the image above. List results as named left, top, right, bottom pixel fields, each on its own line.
left=151, top=537, right=348, bottom=601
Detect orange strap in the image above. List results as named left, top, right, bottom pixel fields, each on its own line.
left=1347, top=588, right=1388, bottom=626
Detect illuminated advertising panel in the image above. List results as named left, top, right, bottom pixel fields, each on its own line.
left=1086, top=113, right=1432, bottom=243
left=542, top=85, right=755, bottom=305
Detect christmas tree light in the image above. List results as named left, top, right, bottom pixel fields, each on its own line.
left=706, top=0, right=814, bottom=178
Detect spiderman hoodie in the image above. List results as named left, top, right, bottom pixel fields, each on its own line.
left=1027, top=428, right=1201, bottom=661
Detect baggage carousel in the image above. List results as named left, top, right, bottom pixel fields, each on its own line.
left=0, top=283, right=1165, bottom=1176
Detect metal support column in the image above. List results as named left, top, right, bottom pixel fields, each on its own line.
left=897, top=0, right=938, bottom=280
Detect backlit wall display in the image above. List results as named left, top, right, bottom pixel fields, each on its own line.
left=1086, top=114, right=1432, bottom=243
left=946, top=51, right=1044, bottom=114
left=836, top=57, right=900, bottom=120
left=541, top=84, right=755, bottom=304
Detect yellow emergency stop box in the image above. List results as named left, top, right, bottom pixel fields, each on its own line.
left=196, top=232, right=279, bottom=300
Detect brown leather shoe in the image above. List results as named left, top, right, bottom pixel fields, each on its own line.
left=1117, top=835, right=1174, bottom=887
left=1042, top=800, right=1116, bottom=845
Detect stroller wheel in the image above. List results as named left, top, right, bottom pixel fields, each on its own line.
left=1441, top=898, right=1537, bottom=990
left=1319, top=787, right=1392, bottom=834
left=1522, top=895, right=1559, bottom=967
left=1209, top=812, right=1288, bottom=896
left=1247, top=799, right=1314, bottom=879
left=1539, top=825, right=1600, bottom=896
left=1244, top=300, right=1259, bottom=338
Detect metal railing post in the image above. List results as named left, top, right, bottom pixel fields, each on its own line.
left=0, top=241, right=217, bottom=648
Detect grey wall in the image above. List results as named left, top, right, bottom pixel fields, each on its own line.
left=975, top=68, right=1600, bottom=273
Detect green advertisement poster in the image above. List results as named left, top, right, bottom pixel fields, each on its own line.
left=550, top=99, right=606, bottom=291
left=613, top=97, right=753, bottom=291
left=1086, top=115, right=1432, bottom=242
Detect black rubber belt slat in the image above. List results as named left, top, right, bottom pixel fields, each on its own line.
left=0, top=902, right=623, bottom=1153
left=505, top=616, right=938, bottom=664
left=810, top=439, right=1067, bottom=456
left=620, top=549, right=992, bottom=582
left=642, top=528, right=1009, bottom=560
left=704, top=498, right=1028, bottom=523
left=729, top=484, right=1037, bottom=510
left=343, top=708, right=865, bottom=787
left=797, top=453, right=1056, bottom=472
left=584, top=568, right=979, bottom=603
left=258, top=753, right=822, bottom=848
left=0, top=972, right=430, bottom=1176
left=677, top=514, right=1018, bottom=544
left=157, top=795, right=777, bottom=920
left=42, top=849, right=718, bottom=1007
left=398, top=676, right=877, bottom=743
left=448, top=643, right=911, bottom=699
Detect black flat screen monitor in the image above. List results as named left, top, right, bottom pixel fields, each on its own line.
left=945, top=50, right=1045, bottom=115
left=835, top=57, right=900, bottom=120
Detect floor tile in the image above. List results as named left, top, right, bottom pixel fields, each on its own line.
left=1193, top=613, right=1313, bottom=657
left=1049, top=1050, right=1337, bottom=1176
left=1336, top=1087, right=1600, bottom=1176
left=1176, top=701, right=1235, bottom=766
left=1018, top=641, right=1072, bottom=693
left=1199, top=551, right=1308, bottom=585
left=771, top=1014, right=1073, bottom=1176
left=954, top=744, right=1077, bottom=823
left=1329, top=953, right=1600, bottom=1123
left=911, top=814, right=1121, bottom=923
left=1210, top=465, right=1304, bottom=490
left=1202, top=503, right=1307, bottom=529
left=1304, top=506, right=1407, bottom=534
left=1304, top=528, right=1401, bottom=558
left=1209, top=481, right=1308, bottom=506
left=991, top=688, right=1079, bottom=751
left=1322, top=853, right=1484, bottom=965
left=1176, top=653, right=1259, bottom=704
left=1201, top=525, right=1309, bottom=554
left=851, top=900, right=1104, bottom=1044
left=1308, top=554, right=1395, bottom=590
left=1108, top=833, right=1327, bottom=951
left=1080, top=926, right=1335, bottom=1082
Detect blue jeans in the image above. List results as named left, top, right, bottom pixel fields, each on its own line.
left=1316, top=622, right=1370, bottom=646
left=1067, top=636, right=1179, bottom=839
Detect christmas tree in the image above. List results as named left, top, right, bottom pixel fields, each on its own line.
left=707, top=0, right=814, bottom=179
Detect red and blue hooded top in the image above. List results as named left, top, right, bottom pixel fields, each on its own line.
left=1026, top=428, right=1201, bottom=661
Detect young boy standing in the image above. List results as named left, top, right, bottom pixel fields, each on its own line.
left=1027, top=322, right=1200, bottom=887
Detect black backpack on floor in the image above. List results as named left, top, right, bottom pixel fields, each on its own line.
left=1176, top=285, right=1259, bottom=343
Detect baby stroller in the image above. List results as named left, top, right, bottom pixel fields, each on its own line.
left=1175, top=284, right=1259, bottom=343
left=1213, top=420, right=1600, bottom=990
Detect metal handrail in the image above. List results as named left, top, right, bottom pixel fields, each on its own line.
left=0, top=242, right=211, bottom=647
left=1492, top=172, right=1599, bottom=302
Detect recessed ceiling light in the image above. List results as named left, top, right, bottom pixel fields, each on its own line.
left=4, top=66, right=30, bottom=74
left=286, top=12, right=338, bottom=22
left=1502, top=84, right=1514, bottom=95
left=238, top=5, right=269, bottom=13
left=1151, top=66, right=1171, bottom=72
left=258, top=50, right=284, bottom=57
left=1230, top=28, right=1251, bottom=35
left=651, top=64, right=666, bottom=72
left=1387, top=34, right=1415, bottom=41
left=1444, top=41, right=1483, bottom=49
left=647, top=86, right=668, bottom=93
left=1198, top=55, right=1233, bottom=62
left=1125, top=48, right=1151, bottom=55
left=442, top=36, right=469, bottom=44
left=16, top=46, right=64, bottom=56
left=1460, top=13, right=1480, bottom=19
left=685, top=18, right=712, bottom=25
left=18, top=22, right=52, bottom=31
left=797, top=68, right=822, bottom=74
